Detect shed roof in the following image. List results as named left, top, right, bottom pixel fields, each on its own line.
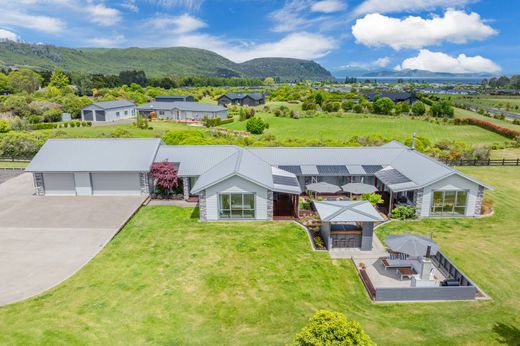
left=82, top=100, right=135, bottom=110
left=314, top=201, right=384, bottom=222
left=26, top=138, right=162, bottom=172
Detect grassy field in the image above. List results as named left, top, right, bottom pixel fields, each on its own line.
left=439, top=94, right=520, bottom=115
left=0, top=167, right=518, bottom=345
left=454, top=107, right=520, bottom=131
left=223, top=111, right=508, bottom=146
left=0, top=160, right=29, bottom=168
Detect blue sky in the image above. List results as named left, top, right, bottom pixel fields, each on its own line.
left=0, top=0, right=519, bottom=75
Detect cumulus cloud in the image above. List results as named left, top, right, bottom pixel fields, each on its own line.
left=375, top=56, right=390, bottom=68
left=145, top=0, right=204, bottom=10
left=339, top=56, right=391, bottom=70
left=86, top=35, right=126, bottom=47
left=352, top=0, right=475, bottom=17
left=121, top=0, right=139, bottom=12
left=0, top=29, right=19, bottom=41
left=0, top=9, right=65, bottom=33
left=395, top=49, right=501, bottom=73
left=85, top=4, right=122, bottom=26
left=311, top=0, right=346, bottom=13
left=352, top=10, right=496, bottom=50
left=149, top=13, right=206, bottom=33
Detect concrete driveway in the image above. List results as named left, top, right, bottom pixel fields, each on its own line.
left=0, top=173, right=146, bottom=306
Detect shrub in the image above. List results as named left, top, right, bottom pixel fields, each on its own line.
left=353, top=104, right=364, bottom=113
left=481, top=197, right=494, bottom=215
left=373, top=97, right=395, bottom=115
left=461, top=118, right=520, bottom=140
left=0, top=119, right=10, bottom=133
left=27, top=115, right=43, bottom=124
left=246, top=116, right=267, bottom=134
left=361, top=192, right=384, bottom=206
left=292, top=310, right=375, bottom=346
left=313, top=236, right=325, bottom=249
left=302, top=101, right=317, bottom=111
left=430, top=101, right=454, bottom=118
left=42, top=108, right=63, bottom=122
left=411, top=101, right=426, bottom=116
left=151, top=161, right=179, bottom=195
left=390, top=205, right=417, bottom=220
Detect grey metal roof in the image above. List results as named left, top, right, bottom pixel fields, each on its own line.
left=26, top=138, right=162, bottom=172
left=306, top=182, right=341, bottom=193
left=137, top=101, right=226, bottom=112
left=278, top=165, right=302, bottom=175
left=361, top=165, right=383, bottom=174
left=219, top=92, right=265, bottom=101
left=375, top=167, right=412, bottom=185
left=317, top=165, right=349, bottom=175
left=82, top=100, right=135, bottom=110
left=314, top=201, right=384, bottom=222
left=346, top=165, right=365, bottom=175
left=385, top=234, right=440, bottom=257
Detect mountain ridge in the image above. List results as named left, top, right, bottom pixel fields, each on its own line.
left=0, top=41, right=333, bottom=81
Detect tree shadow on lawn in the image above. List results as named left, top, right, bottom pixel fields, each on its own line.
left=190, top=207, right=200, bottom=219
left=493, top=322, right=520, bottom=345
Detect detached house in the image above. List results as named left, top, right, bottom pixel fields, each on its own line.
left=81, top=100, right=136, bottom=122
left=137, top=101, right=228, bottom=121
left=217, top=92, right=266, bottom=107
left=364, top=92, right=417, bottom=104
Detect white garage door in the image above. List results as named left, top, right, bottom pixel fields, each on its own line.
left=91, top=173, right=141, bottom=196
left=43, top=173, right=76, bottom=196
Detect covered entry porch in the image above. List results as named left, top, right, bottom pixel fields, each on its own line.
left=273, top=192, right=299, bottom=220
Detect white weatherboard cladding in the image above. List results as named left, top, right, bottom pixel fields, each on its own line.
left=74, top=172, right=92, bottom=196
left=43, top=173, right=76, bottom=196
left=91, top=173, right=141, bottom=196
left=420, top=174, right=480, bottom=217
left=82, top=106, right=135, bottom=122
left=204, top=175, right=268, bottom=221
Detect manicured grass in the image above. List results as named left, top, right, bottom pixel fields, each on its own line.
left=0, top=167, right=518, bottom=345
left=223, top=111, right=508, bottom=146
left=454, top=107, right=520, bottom=131
left=0, top=160, right=28, bottom=168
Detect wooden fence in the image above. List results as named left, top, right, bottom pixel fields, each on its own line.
left=444, top=158, right=520, bottom=166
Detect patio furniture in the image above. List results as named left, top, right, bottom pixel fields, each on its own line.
left=381, top=258, right=413, bottom=271
left=397, top=267, right=417, bottom=280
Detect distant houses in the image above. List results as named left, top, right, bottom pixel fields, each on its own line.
left=137, top=101, right=228, bottom=121
left=364, top=92, right=417, bottom=104
left=81, top=100, right=136, bottom=122
left=155, top=95, right=195, bottom=102
left=218, top=92, right=266, bottom=107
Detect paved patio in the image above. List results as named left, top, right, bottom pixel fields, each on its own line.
left=0, top=173, right=145, bottom=306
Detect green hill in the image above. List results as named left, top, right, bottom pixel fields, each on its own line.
left=0, top=41, right=332, bottom=80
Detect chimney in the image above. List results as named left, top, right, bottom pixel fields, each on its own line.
left=411, top=132, right=417, bottom=150
left=425, top=245, right=431, bottom=258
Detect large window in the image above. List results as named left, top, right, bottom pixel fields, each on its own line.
left=431, top=190, right=468, bottom=216
left=219, top=193, right=255, bottom=219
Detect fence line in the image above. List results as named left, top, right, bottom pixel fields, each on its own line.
left=443, top=158, right=520, bottom=166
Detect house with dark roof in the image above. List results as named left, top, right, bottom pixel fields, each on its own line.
left=155, top=95, right=195, bottom=102
left=364, top=92, right=417, bottom=104
left=81, top=100, right=136, bottom=122
left=217, top=92, right=266, bottom=106
left=137, top=101, right=228, bottom=120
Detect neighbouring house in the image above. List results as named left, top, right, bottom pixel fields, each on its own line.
left=27, top=139, right=491, bottom=227
left=81, top=100, right=136, bottom=122
left=137, top=101, right=228, bottom=121
left=217, top=92, right=266, bottom=107
left=155, top=95, right=195, bottom=102
left=364, top=92, right=417, bottom=104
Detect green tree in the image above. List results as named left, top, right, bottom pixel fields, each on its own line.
left=292, top=310, right=375, bottom=346
left=0, top=132, right=46, bottom=160
left=395, top=101, right=410, bottom=115
left=361, top=192, right=384, bottom=206
left=246, top=116, right=267, bottom=134
left=60, top=95, right=93, bottom=118
left=411, top=101, right=426, bottom=116
left=263, top=77, right=275, bottom=86
left=430, top=101, right=454, bottom=118
left=0, top=72, right=9, bottom=91
left=373, top=97, right=395, bottom=115
left=70, top=72, right=93, bottom=96
left=314, top=92, right=324, bottom=106
left=3, top=95, right=30, bottom=117
left=48, top=68, right=70, bottom=89
left=7, top=68, right=43, bottom=93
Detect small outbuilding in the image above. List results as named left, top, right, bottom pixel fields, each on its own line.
left=314, top=200, right=384, bottom=251
left=81, top=100, right=136, bottom=122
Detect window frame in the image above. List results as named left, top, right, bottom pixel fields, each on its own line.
left=430, top=190, right=468, bottom=216
left=218, top=193, right=256, bottom=220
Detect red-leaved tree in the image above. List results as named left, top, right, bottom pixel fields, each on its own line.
left=151, top=161, right=178, bottom=194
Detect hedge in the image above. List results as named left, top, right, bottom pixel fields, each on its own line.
left=203, top=117, right=234, bottom=127
left=29, top=121, right=93, bottom=130
left=456, top=118, right=520, bottom=140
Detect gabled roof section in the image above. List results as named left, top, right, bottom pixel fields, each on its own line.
left=26, top=138, right=162, bottom=172
left=190, top=148, right=274, bottom=194
left=219, top=92, right=265, bottom=101
left=82, top=100, right=135, bottom=110
left=314, top=201, right=384, bottom=222
left=137, top=101, right=226, bottom=112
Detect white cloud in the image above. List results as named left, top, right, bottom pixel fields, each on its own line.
left=352, top=0, right=475, bottom=17
left=311, top=0, right=346, bottom=13
left=86, top=35, right=126, bottom=47
left=0, top=10, right=65, bottom=33
left=121, top=0, right=139, bottom=12
left=85, top=4, right=122, bottom=26
left=352, top=10, right=496, bottom=50
left=396, top=49, right=501, bottom=73
left=375, top=56, right=390, bottom=68
left=0, top=29, right=19, bottom=41
left=149, top=13, right=206, bottom=33
left=145, top=0, right=204, bottom=10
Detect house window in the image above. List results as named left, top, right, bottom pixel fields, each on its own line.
left=431, top=190, right=468, bottom=216
left=124, top=110, right=128, bottom=115
left=159, top=111, right=165, bottom=115
left=116, top=111, right=120, bottom=117
left=219, top=193, right=255, bottom=219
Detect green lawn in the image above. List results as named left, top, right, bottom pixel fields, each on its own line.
left=0, top=160, right=28, bottom=168
left=454, top=107, right=520, bottom=131
left=0, top=167, right=518, bottom=345
left=223, top=111, right=508, bottom=146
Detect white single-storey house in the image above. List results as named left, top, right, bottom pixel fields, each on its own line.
left=27, top=139, right=492, bottom=224
left=81, top=100, right=136, bottom=122
left=136, top=101, right=228, bottom=121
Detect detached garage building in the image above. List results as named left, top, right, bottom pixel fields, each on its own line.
left=26, top=138, right=162, bottom=196
left=81, top=100, right=136, bottom=122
